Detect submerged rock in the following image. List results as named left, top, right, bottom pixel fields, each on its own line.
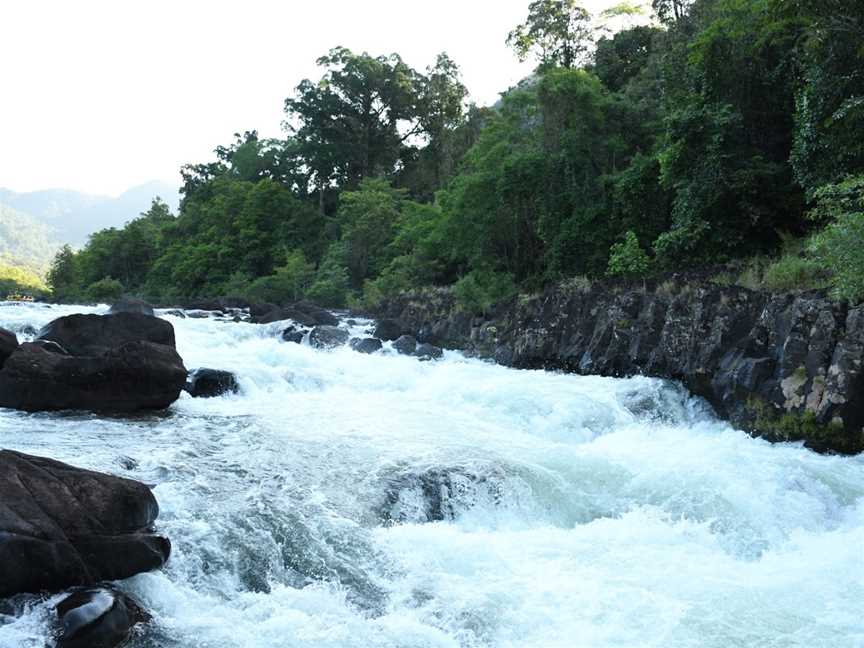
left=309, top=325, right=350, bottom=349
left=379, top=465, right=506, bottom=524
left=0, top=450, right=170, bottom=598
left=108, top=298, right=154, bottom=317
left=392, top=335, right=417, bottom=356
left=350, top=337, right=383, bottom=354
left=0, top=326, right=18, bottom=367
left=185, top=368, right=239, bottom=398
left=55, top=587, right=149, bottom=648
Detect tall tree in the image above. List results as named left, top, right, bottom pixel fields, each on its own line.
left=284, top=47, right=422, bottom=206
left=506, top=0, right=594, bottom=69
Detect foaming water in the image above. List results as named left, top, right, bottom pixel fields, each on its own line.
left=0, top=302, right=862, bottom=647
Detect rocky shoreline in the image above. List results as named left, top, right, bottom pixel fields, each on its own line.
left=376, top=280, right=864, bottom=455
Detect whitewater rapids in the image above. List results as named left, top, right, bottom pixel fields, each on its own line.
left=0, top=301, right=862, bottom=648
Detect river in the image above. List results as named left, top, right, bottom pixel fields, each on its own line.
left=0, top=301, right=862, bottom=648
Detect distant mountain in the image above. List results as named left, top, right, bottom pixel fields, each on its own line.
left=0, top=203, right=59, bottom=274
left=0, top=181, right=180, bottom=248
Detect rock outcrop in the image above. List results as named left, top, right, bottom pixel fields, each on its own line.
left=350, top=337, right=383, bottom=354
left=379, top=282, right=864, bottom=454
left=0, top=313, right=186, bottom=412
left=0, top=450, right=170, bottom=598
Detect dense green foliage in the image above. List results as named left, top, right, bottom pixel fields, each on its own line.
left=50, top=0, right=864, bottom=307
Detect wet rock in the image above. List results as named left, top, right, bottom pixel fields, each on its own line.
left=350, top=337, right=383, bottom=354
left=29, top=339, right=69, bottom=354
left=108, top=298, right=154, bottom=317
left=415, top=343, right=443, bottom=360
left=373, top=318, right=407, bottom=342
left=162, top=309, right=186, bottom=318
left=281, top=308, right=319, bottom=327
left=281, top=325, right=306, bottom=344
left=392, top=335, right=417, bottom=356
left=380, top=465, right=505, bottom=523
left=309, top=325, right=350, bottom=349
left=55, top=587, right=149, bottom=648
left=291, top=301, right=340, bottom=326
left=186, top=310, right=216, bottom=319
left=249, top=302, right=279, bottom=318
left=0, top=450, right=170, bottom=597
left=0, top=341, right=187, bottom=412
left=37, top=313, right=176, bottom=356
left=185, top=368, right=239, bottom=398
left=0, top=326, right=18, bottom=367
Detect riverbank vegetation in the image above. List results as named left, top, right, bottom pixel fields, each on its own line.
left=48, top=0, right=864, bottom=310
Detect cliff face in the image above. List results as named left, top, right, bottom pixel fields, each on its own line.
left=379, top=281, right=864, bottom=454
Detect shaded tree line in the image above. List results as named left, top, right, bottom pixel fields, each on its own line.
left=50, top=0, right=864, bottom=308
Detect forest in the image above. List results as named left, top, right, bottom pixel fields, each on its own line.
left=46, top=0, right=864, bottom=311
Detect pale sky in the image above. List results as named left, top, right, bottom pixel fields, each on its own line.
left=1, top=0, right=629, bottom=196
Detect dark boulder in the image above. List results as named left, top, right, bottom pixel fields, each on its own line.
left=55, top=588, right=149, bottom=648
left=290, top=301, right=340, bottom=326
left=108, top=298, right=154, bottom=317
left=281, top=308, right=319, bottom=327
left=0, top=450, right=170, bottom=598
left=254, top=308, right=289, bottom=325
left=249, top=302, right=279, bottom=318
left=350, top=338, right=383, bottom=354
left=373, top=319, right=407, bottom=342
left=37, top=313, right=175, bottom=356
left=281, top=326, right=306, bottom=344
left=392, top=335, right=417, bottom=356
left=0, top=341, right=187, bottom=412
left=415, top=343, right=444, bottom=360
left=0, top=326, right=18, bottom=367
left=309, top=325, right=350, bottom=349
left=185, top=368, right=239, bottom=398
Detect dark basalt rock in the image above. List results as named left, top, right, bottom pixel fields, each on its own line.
left=309, top=325, right=350, bottom=349
left=392, top=335, right=417, bottom=356
left=185, top=368, right=239, bottom=398
left=29, top=339, right=69, bottom=354
left=55, top=587, right=149, bottom=648
left=0, top=326, right=18, bottom=367
left=373, top=319, right=407, bottom=342
left=0, top=450, right=170, bottom=598
left=249, top=302, right=279, bottom=318
left=0, top=341, right=187, bottom=412
left=108, top=298, right=154, bottom=317
left=37, top=313, right=176, bottom=356
left=415, top=343, right=443, bottom=360
left=350, top=337, right=383, bottom=354
left=281, top=325, right=306, bottom=344
left=379, top=283, right=864, bottom=454
left=291, top=301, right=340, bottom=326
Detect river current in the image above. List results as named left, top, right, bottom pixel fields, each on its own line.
left=0, top=301, right=862, bottom=648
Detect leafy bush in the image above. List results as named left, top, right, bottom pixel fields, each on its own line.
left=808, top=175, right=864, bottom=303
left=607, top=231, right=651, bottom=279
left=86, top=277, right=124, bottom=302
left=453, top=269, right=516, bottom=314
left=762, top=255, right=827, bottom=292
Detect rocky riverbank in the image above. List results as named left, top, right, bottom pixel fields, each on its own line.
left=377, top=280, right=864, bottom=455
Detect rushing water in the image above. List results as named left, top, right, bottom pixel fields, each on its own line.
left=0, top=301, right=862, bottom=648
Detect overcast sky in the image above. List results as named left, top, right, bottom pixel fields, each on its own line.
left=1, top=0, right=630, bottom=196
